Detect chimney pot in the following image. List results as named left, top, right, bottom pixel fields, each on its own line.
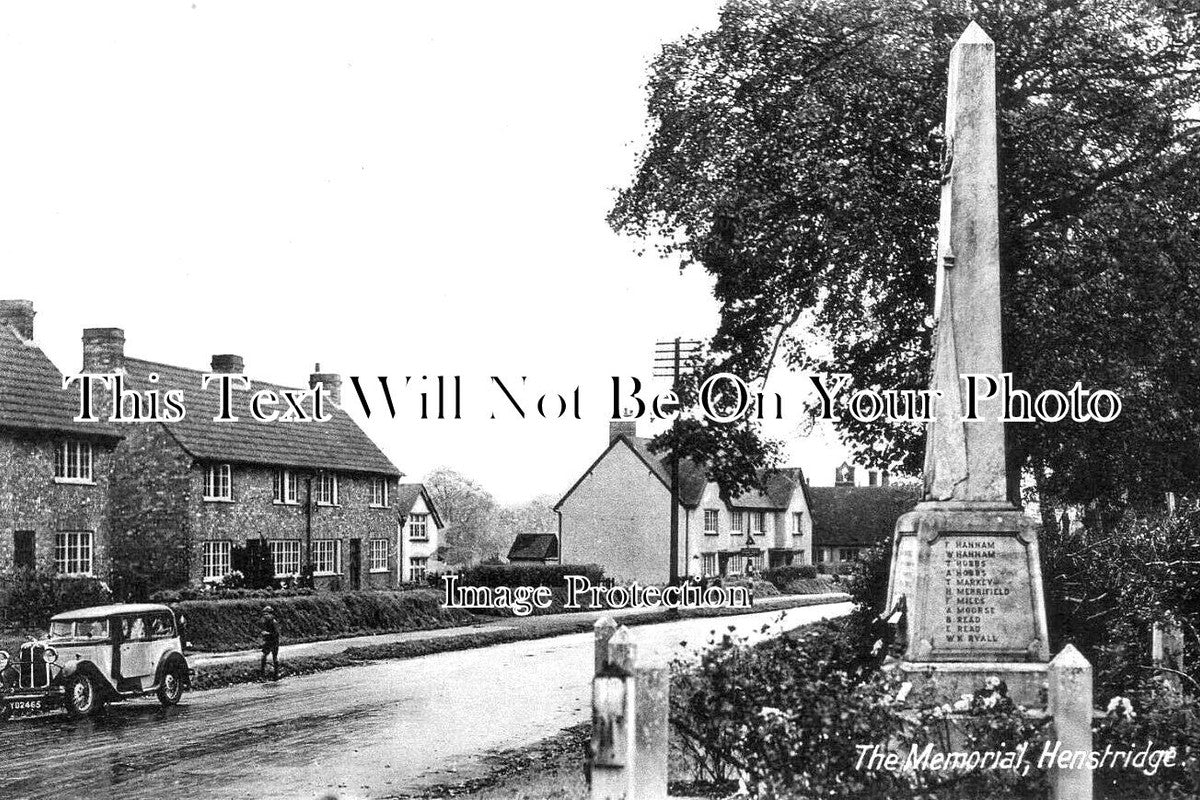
left=309, top=365, right=342, bottom=406
left=82, top=327, right=126, bottom=373
left=210, top=354, right=245, bottom=374
left=0, top=299, right=36, bottom=341
left=609, top=420, right=637, bottom=444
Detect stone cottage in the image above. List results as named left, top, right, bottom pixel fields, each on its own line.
left=554, top=421, right=813, bottom=584
left=0, top=301, right=121, bottom=592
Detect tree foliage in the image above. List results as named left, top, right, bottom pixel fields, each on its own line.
left=611, top=0, right=1200, bottom=514
left=424, top=467, right=501, bottom=565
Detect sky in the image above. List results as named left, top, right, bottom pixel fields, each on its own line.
left=1, top=1, right=856, bottom=503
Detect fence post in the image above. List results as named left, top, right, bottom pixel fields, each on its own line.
left=1152, top=620, right=1185, bottom=693
left=595, top=616, right=618, bottom=677
left=590, top=627, right=637, bottom=800
left=1049, top=644, right=1093, bottom=800
left=633, top=653, right=670, bottom=800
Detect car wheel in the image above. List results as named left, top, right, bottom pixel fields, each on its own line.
left=64, top=673, right=102, bottom=719
left=157, top=667, right=184, bottom=707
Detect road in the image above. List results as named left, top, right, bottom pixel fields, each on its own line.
left=0, top=601, right=851, bottom=800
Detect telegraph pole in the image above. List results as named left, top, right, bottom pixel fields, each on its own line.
left=654, top=337, right=701, bottom=584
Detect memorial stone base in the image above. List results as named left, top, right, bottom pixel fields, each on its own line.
left=886, top=502, right=1051, bottom=708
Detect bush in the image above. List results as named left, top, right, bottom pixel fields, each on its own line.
left=1091, top=679, right=1200, bottom=797
left=455, top=563, right=604, bottom=589
left=149, top=585, right=319, bottom=604
left=174, top=589, right=478, bottom=651
left=760, top=564, right=818, bottom=591
left=4, top=573, right=113, bottom=627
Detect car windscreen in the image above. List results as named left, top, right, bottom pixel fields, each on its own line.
left=49, top=619, right=111, bottom=641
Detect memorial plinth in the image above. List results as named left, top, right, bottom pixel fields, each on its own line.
left=884, top=22, right=1050, bottom=705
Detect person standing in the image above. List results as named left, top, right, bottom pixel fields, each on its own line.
left=259, top=605, right=280, bottom=681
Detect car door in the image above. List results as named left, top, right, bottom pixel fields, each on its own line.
left=118, top=615, right=156, bottom=680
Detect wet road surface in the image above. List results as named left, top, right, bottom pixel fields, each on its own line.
left=0, top=602, right=850, bottom=800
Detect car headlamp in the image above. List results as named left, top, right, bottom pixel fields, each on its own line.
left=42, top=647, right=57, bottom=665
left=0, top=650, right=8, bottom=670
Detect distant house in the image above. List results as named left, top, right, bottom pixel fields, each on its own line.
left=507, top=533, right=559, bottom=564
left=0, top=301, right=122, bottom=587
left=808, top=463, right=920, bottom=572
left=554, top=421, right=812, bottom=585
left=395, top=483, right=443, bottom=582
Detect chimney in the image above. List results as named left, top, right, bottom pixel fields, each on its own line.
left=210, top=354, right=245, bottom=374
left=82, top=327, right=126, bottom=373
left=309, top=362, right=342, bottom=406
left=609, top=419, right=637, bottom=444
left=0, top=300, right=36, bottom=341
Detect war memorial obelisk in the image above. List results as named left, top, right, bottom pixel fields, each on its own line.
left=885, top=22, right=1050, bottom=703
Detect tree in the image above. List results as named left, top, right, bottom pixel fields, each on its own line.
left=424, top=467, right=501, bottom=565
left=490, top=494, right=558, bottom=556
left=610, top=0, right=1200, bottom=521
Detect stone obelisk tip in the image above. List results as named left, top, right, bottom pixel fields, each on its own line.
left=957, top=20, right=994, bottom=46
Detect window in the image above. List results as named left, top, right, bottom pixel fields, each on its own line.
left=369, top=538, right=389, bottom=572
left=201, top=540, right=232, bottom=580
left=370, top=478, right=389, bottom=508
left=730, top=511, right=745, bottom=535
left=816, top=547, right=829, bottom=563
left=203, top=464, right=232, bottom=501
left=750, top=512, right=765, bottom=535
left=312, top=539, right=340, bottom=575
left=409, top=556, right=429, bottom=581
left=839, top=547, right=858, bottom=563
left=268, top=539, right=301, bottom=577
left=54, top=440, right=93, bottom=482
left=315, top=472, right=339, bottom=506
left=273, top=470, right=298, bottom=504
left=54, top=532, right=93, bottom=575
left=148, top=612, right=176, bottom=639
left=700, top=553, right=717, bottom=576
left=409, top=513, right=429, bottom=541
left=703, top=510, right=719, bottom=535
left=792, top=512, right=803, bottom=536
left=122, top=616, right=148, bottom=641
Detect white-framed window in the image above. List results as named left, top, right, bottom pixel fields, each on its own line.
left=370, top=477, right=389, bottom=508
left=816, top=547, right=830, bottom=564
left=203, top=464, right=232, bottom=501
left=54, top=441, right=93, bottom=483
left=268, top=539, right=301, bottom=577
left=838, top=547, right=858, bottom=563
left=369, top=538, right=389, bottom=572
left=54, top=531, right=93, bottom=575
left=409, top=556, right=428, bottom=581
left=201, top=540, right=232, bottom=581
left=315, top=472, right=339, bottom=506
left=703, top=509, right=719, bottom=535
left=273, top=469, right=299, bottom=505
left=792, top=512, right=803, bottom=536
left=700, top=552, right=717, bottom=576
left=409, top=513, right=429, bottom=541
left=312, top=539, right=341, bottom=575
left=730, top=511, right=745, bottom=535
left=750, top=511, right=765, bottom=535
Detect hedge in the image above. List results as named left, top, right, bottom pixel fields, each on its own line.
left=455, top=563, right=605, bottom=588
left=175, top=589, right=478, bottom=651
left=759, top=565, right=818, bottom=591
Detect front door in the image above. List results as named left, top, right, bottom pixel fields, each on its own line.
left=348, top=538, right=361, bottom=590
left=13, top=531, right=34, bottom=570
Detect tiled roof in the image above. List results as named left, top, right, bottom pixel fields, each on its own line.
left=121, top=357, right=400, bottom=476
left=395, top=483, right=443, bottom=527
left=0, top=325, right=120, bottom=439
left=507, top=533, right=559, bottom=561
left=808, top=485, right=921, bottom=548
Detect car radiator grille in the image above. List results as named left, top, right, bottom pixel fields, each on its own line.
left=18, top=643, right=51, bottom=689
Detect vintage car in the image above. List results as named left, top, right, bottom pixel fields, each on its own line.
left=0, top=603, right=191, bottom=720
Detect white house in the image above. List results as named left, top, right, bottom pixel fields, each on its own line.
left=395, top=483, right=444, bottom=583
left=554, top=421, right=813, bottom=584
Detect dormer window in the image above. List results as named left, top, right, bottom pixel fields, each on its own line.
left=203, top=463, right=232, bottom=501
left=54, top=441, right=93, bottom=483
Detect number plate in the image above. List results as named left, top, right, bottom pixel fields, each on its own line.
left=6, top=697, right=55, bottom=713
